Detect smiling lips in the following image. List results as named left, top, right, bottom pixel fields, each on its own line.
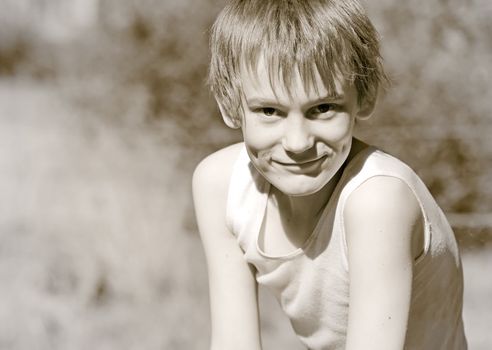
left=273, top=155, right=328, bottom=173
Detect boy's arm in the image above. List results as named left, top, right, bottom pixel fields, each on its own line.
left=192, top=144, right=262, bottom=350
left=343, top=176, right=422, bottom=350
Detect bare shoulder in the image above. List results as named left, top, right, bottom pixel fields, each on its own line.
left=192, top=142, right=244, bottom=231
left=344, top=176, right=421, bottom=227
left=192, top=142, right=244, bottom=201
left=192, top=141, right=245, bottom=251
left=343, top=176, right=424, bottom=262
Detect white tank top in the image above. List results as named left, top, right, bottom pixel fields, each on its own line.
left=226, top=144, right=467, bottom=350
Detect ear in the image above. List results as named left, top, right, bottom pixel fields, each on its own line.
left=217, top=102, right=241, bottom=129
left=356, top=95, right=377, bottom=121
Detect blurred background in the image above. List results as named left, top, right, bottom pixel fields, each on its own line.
left=0, top=0, right=490, bottom=349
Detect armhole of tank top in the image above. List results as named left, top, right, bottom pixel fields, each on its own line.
left=339, top=174, right=432, bottom=271
left=225, top=145, right=248, bottom=236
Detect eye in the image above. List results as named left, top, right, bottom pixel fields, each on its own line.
left=310, top=103, right=338, bottom=119
left=259, top=107, right=277, bottom=117
left=314, top=104, right=335, bottom=114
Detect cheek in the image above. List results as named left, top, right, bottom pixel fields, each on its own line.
left=242, top=120, right=281, bottom=153
left=318, top=115, right=354, bottom=142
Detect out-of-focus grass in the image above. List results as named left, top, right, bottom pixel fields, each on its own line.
left=0, top=79, right=211, bottom=349
left=462, top=248, right=492, bottom=350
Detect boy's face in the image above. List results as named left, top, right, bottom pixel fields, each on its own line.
left=239, top=59, right=362, bottom=196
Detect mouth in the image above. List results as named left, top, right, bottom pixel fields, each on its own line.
left=273, top=155, right=328, bottom=173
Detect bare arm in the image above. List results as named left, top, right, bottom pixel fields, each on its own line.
left=192, top=144, right=262, bottom=350
left=344, top=176, right=423, bottom=350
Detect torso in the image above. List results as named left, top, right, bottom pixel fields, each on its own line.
left=225, top=141, right=466, bottom=350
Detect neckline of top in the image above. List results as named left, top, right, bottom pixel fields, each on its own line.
left=254, top=145, right=376, bottom=260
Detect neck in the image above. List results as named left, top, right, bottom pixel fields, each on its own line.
left=270, top=170, right=342, bottom=222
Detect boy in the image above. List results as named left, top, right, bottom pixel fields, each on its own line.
left=192, top=1, right=467, bottom=349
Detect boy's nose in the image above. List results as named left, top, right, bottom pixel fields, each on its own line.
left=282, top=117, right=314, bottom=154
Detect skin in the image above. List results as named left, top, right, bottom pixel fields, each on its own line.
left=193, top=57, right=424, bottom=349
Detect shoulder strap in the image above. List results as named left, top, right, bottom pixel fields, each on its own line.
left=335, top=148, right=433, bottom=270
left=226, top=145, right=270, bottom=250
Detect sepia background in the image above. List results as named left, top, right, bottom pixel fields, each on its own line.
left=0, top=0, right=491, bottom=349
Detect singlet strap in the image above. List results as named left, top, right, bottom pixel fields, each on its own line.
left=336, top=148, right=432, bottom=271
left=226, top=145, right=270, bottom=250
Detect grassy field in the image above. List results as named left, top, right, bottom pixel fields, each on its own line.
left=0, top=79, right=490, bottom=349
left=0, top=79, right=210, bottom=349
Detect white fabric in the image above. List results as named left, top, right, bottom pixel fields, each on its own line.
left=226, top=144, right=467, bottom=350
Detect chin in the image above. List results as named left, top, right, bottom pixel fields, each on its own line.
left=269, top=175, right=330, bottom=197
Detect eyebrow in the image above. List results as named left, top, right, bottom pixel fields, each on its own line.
left=245, top=93, right=345, bottom=107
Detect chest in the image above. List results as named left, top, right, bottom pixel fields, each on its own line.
left=257, top=200, right=323, bottom=257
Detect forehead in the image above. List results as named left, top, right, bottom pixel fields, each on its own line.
left=240, top=55, right=346, bottom=103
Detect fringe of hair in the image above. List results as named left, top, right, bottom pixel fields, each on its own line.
left=208, top=0, right=389, bottom=127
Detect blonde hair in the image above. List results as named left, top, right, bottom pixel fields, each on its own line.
left=208, top=0, right=388, bottom=127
